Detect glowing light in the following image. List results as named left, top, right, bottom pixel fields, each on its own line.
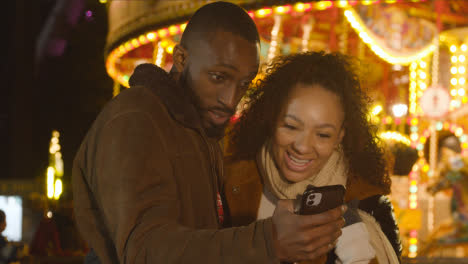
left=168, top=25, right=179, bottom=35
left=256, top=8, right=273, bottom=18
left=409, top=201, right=418, bottom=209
left=409, top=245, right=418, bottom=253
left=455, top=128, right=464, bottom=137
left=410, top=133, right=419, bottom=141
left=146, top=32, right=156, bottom=41
left=410, top=238, right=418, bottom=244
left=392, top=104, right=408, bottom=118
left=459, top=88, right=466, bottom=96
left=294, top=3, right=306, bottom=12
left=274, top=5, right=291, bottom=14
left=451, top=66, right=458, bottom=74
left=460, top=55, right=466, bottom=62
left=460, top=77, right=466, bottom=85
left=371, top=105, right=383, bottom=116
left=336, top=0, right=348, bottom=7
left=450, top=45, right=457, bottom=53
left=423, top=164, right=430, bottom=172
left=166, top=46, right=174, bottom=54
left=419, top=82, right=427, bottom=90
left=379, top=131, right=411, bottom=146
left=54, top=179, right=63, bottom=200
left=451, top=78, right=458, bottom=86
left=451, top=89, right=458, bottom=96
left=419, top=61, right=427, bottom=68
left=157, top=29, right=169, bottom=38
left=47, top=167, right=55, bottom=199
left=419, top=72, right=426, bottom=79
left=463, top=96, right=468, bottom=104
left=316, top=1, right=333, bottom=10
left=459, top=66, right=466, bottom=74
left=409, top=185, right=418, bottom=193
left=47, top=211, right=53, bottom=218
left=452, top=56, right=458, bottom=63
left=462, top=44, right=468, bottom=52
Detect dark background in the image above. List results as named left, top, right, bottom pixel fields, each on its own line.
left=5, top=0, right=112, bottom=198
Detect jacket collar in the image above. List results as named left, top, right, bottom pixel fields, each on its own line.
left=128, top=63, right=202, bottom=130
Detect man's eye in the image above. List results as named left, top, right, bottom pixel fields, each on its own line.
left=240, top=81, right=251, bottom=89
left=284, top=124, right=296, bottom=130
left=210, top=73, right=224, bottom=82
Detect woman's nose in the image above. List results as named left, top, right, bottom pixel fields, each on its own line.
left=292, top=132, right=314, bottom=154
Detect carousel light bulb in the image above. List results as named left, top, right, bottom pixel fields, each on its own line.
left=459, top=66, right=466, bottom=74
left=419, top=61, right=427, bottom=68
left=294, top=3, right=305, bottom=12
left=146, top=32, right=156, bottom=41
left=450, top=45, right=457, bottom=53
left=419, top=72, right=426, bottom=79
left=452, top=56, right=458, bottom=63
left=459, top=88, right=466, bottom=96
left=451, top=78, right=458, bottom=86
left=336, top=0, right=348, bottom=7
left=420, top=82, right=427, bottom=90
left=461, top=44, right=468, bottom=52
left=451, top=66, right=458, bottom=74
left=460, top=77, right=466, bottom=85
left=451, top=89, right=458, bottom=96
left=371, top=105, right=383, bottom=116
left=460, top=55, right=466, bottom=62
left=392, top=104, right=408, bottom=118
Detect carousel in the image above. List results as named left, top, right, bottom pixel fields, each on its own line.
left=103, top=0, right=468, bottom=260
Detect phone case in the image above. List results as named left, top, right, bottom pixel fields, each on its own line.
left=298, top=184, right=346, bottom=215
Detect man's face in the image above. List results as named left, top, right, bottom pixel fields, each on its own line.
left=182, top=31, right=259, bottom=138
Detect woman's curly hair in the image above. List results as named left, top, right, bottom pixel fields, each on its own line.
left=229, top=51, right=391, bottom=193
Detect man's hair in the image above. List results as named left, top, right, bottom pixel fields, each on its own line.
left=0, top=209, right=5, bottom=223
left=180, top=1, right=259, bottom=48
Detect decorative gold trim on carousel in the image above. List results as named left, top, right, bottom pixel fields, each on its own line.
left=106, top=0, right=430, bottom=87
left=343, top=6, right=437, bottom=65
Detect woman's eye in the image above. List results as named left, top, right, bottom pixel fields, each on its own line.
left=284, top=124, right=296, bottom=130
left=318, top=133, right=331, bottom=138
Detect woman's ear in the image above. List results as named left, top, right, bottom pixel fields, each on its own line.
left=338, top=129, right=345, bottom=146
left=172, top=44, right=187, bottom=72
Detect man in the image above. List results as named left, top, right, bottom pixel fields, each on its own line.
left=73, top=2, right=345, bottom=263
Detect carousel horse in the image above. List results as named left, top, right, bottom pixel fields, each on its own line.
left=421, top=134, right=468, bottom=256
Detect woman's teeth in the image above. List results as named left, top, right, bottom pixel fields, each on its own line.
left=288, top=152, right=310, bottom=165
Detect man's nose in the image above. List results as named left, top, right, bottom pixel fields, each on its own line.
left=218, top=85, right=238, bottom=110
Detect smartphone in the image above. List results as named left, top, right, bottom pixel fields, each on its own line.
left=298, top=184, right=346, bottom=215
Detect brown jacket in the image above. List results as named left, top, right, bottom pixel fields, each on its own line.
left=223, top=158, right=395, bottom=264
left=72, top=64, right=277, bottom=264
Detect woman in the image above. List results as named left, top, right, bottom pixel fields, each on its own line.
left=224, top=52, right=401, bottom=263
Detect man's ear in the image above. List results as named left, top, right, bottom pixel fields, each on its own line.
left=172, top=44, right=187, bottom=72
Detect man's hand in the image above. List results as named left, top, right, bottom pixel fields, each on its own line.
left=271, top=200, right=346, bottom=262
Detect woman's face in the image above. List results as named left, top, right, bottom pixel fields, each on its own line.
left=272, top=83, right=345, bottom=183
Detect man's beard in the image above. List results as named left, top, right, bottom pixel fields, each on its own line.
left=179, top=70, right=231, bottom=139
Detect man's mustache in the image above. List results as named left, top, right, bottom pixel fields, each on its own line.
left=207, top=106, right=235, bottom=116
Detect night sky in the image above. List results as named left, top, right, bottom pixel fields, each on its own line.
left=6, top=0, right=113, bottom=195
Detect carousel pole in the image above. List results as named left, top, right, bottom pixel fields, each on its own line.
left=427, top=0, right=443, bottom=233
left=427, top=39, right=440, bottom=234
left=267, top=14, right=283, bottom=61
